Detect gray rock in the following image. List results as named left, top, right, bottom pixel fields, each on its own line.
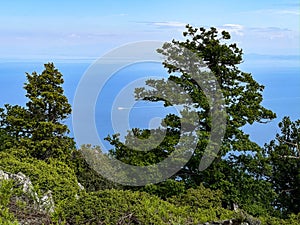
left=0, top=169, right=55, bottom=213
left=78, top=182, right=85, bottom=191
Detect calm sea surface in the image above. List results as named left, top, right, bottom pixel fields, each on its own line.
left=0, top=57, right=299, bottom=150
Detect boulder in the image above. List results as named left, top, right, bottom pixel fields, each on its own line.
left=0, top=170, right=55, bottom=213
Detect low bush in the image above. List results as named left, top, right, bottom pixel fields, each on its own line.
left=0, top=179, right=19, bottom=225
left=0, top=150, right=80, bottom=203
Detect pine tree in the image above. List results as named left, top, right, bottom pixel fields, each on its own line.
left=263, top=117, right=300, bottom=216
left=107, top=25, right=277, bottom=210
left=0, top=63, right=74, bottom=160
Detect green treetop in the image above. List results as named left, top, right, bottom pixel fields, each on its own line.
left=106, top=25, right=277, bottom=210
left=0, top=63, right=74, bottom=160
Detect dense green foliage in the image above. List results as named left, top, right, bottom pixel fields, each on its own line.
left=106, top=25, right=279, bottom=215
left=262, top=116, right=300, bottom=216
left=68, top=148, right=120, bottom=192
left=0, top=180, right=19, bottom=225
left=54, top=188, right=238, bottom=224
left=0, top=150, right=80, bottom=203
left=0, top=25, right=299, bottom=224
left=0, top=63, right=75, bottom=160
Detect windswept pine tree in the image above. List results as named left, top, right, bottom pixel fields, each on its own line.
left=107, top=25, right=277, bottom=214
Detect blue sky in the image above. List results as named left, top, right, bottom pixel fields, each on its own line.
left=0, top=0, right=299, bottom=60
left=0, top=1, right=299, bottom=147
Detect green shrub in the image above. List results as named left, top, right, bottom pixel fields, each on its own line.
left=0, top=180, right=19, bottom=225
left=54, top=189, right=187, bottom=224
left=259, top=213, right=300, bottom=225
left=167, top=184, right=223, bottom=210
left=54, top=188, right=240, bottom=225
left=140, top=179, right=186, bottom=199
left=68, top=149, right=120, bottom=192
left=0, top=150, right=80, bottom=203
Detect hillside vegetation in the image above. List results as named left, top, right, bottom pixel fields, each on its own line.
left=1, top=25, right=299, bottom=224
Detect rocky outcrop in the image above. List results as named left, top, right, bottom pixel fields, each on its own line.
left=0, top=170, right=55, bottom=224
left=1, top=170, right=262, bottom=225
left=0, top=170, right=55, bottom=213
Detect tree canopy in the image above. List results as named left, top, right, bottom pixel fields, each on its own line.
left=0, top=26, right=299, bottom=224
left=262, top=117, right=300, bottom=216
left=107, top=25, right=277, bottom=207
left=0, top=63, right=74, bottom=160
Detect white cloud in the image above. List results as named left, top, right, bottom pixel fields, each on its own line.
left=248, top=9, right=300, bottom=16
left=68, top=33, right=81, bottom=39
left=248, top=27, right=297, bottom=40
left=228, top=25, right=299, bottom=55
left=218, top=24, right=244, bottom=36
left=147, top=21, right=187, bottom=29
left=276, top=9, right=300, bottom=15
left=275, top=2, right=300, bottom=7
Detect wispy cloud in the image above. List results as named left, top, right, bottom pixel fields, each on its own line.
left=248, top=9, right=300, bottom=16
left=277, top=9, right=300, bottom=15
left=273, top=2, right=300, bottom=8
left=112, top=13, right=128, bottom=17
left=153, top=21, right=186, bottom=28
left=68, top=33, right=81, bottom=39
left=141, top=21, right=187, bottom=29
left=217, top=24, right=297, bottom=41
left=248, top=27, right=297, bottom=40
left=218, top=24, right=244, bottom=36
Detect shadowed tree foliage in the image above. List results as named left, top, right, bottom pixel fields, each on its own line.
left=262, top=117, right=300, bottom=217
left=69, top=146, right=121, bottom=192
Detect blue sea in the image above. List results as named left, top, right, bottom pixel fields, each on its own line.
left=0, top=56, right=299, bottom=151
